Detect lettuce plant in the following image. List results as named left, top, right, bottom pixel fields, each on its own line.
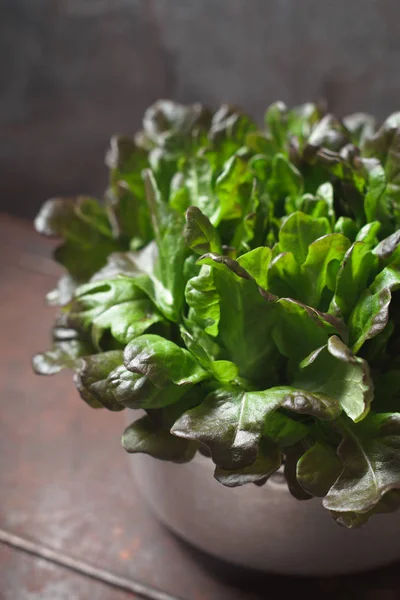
left=34, top=100, right=400, bottom=527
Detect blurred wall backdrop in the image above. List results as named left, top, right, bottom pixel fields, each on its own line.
left=1, top=0, right=400, bottom=217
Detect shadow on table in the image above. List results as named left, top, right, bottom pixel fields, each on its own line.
left=170, top=531, right=399, bottom=600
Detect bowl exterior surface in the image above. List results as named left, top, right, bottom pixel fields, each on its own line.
left=129, top=451, right=400, bottom=575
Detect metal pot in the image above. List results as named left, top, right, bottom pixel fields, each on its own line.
left=129, top=450, right=400, bottom=575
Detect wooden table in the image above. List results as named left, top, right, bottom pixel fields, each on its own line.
left=0, top=213, right=399, bottom=599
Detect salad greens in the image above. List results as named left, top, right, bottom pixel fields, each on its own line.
left=34, top=99, right=400, bottom=526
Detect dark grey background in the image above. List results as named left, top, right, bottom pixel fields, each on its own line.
left=2, top=0, right=400, bottom=218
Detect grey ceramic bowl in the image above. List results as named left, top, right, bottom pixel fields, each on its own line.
left=129, top=449, right=400, bottom=575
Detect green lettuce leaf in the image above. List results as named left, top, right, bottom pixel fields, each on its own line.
left=74, top=350, right=189, bottom=411
left=329, top=241, right=378, bottom=319
left=323, top=413, right=400, bottom=515
left=267, top=251, right=301, bottom=298
left=267, top=154, right=303, bottom=214
left=263, top=411, right=309, bottom=446
left=295, top=336, right=372, bottom=422
left=349, top=265, right=400, bottom=352
left=105, top=136, right=152, bottom=247
left=122, top=415, right=197, bottom=463
left=236, top=246, right=272, bottom=289
left=283, top=443, right=313, bottom=500
left=124, top=334, right=209, bottom=387
left=68, top=278, right=163, bottom=347
left=265, top=101, right=288, bottom=151
left=214, top=438, right=281, bottom=487
left=343, top=112, right=375, bottom=146
left=140, top=99, right=211, bottom=151
left=272, top=299, right=343, bottom=361
left=197, top=254, right=277, bottom=381
left=296, top=182, right=335, bottom=221
left=296, top=440, right=342, bottom=497
left=35, top=197, right=122, bottom=281
left=209, top=104, right=256, bottom=161
left=32, top=339, right=92, bottom=376
left=184, top=206, right=222, bottom=255
left=176, top=156, right=217, bottom=220
left=373, top=230, right=400, bottom=261
left=304, top=114, right=348, bottom=158
left=214, top=154, right=253, bottom=224
left=172, top=386, right=340, bottom=470
left=330, top=489, right=400, bottom=528
left=355, top=221, right=381, bottom=246
left=334, top=216, right=358, bottom=241
left=144, top=170, right=189, bottom=320
left=185, top=265, right=220, bottom=336
left=300, top=234, right=351, bottom=307
left=362, top=112, right=400, bottom=228
left=363, top=164, right=392, bottom=232
left=74, top=350, right=126, bottom=411
left=90, top=243, right=157, bottom=282
left=180, top=327, right=239, bottom=384
left=279, top=211, right=331, bottom=265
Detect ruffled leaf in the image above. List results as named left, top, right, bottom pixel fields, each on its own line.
left=330, top=489, right=400, bottom=528
left=122, top=415, right=197, bottom=463
left=214, top=438, right=281, bottom=487
left=349, top=265, right=400, bottom=352
left=144, top=170, right=189, bottom=320
left=197, top=253, right=278, bottom=381
left=329, top=241, right=378, bottom=319
left=279, top=211, right=331, bottom=265
left=297, top=441, right=342, bottom=497
left=295, top=336, right=373, bottom=422
left=74, top=350, right=188, bottom=411
left=185, top=265, right=220, bottom=336
left=35, top=197, right=121, bottom=280
left=74, top=351, right=125, bottom=411
left=263, top=411, right=309, bottom=446
left=184, top=206, right=222, bottom=255
left=68, top=278, right=163, bottom=347
left=323, top=413, right=400, bottom=515
left=172, top=386, right=340, bottom=471
left=124, top=334, right=209, bottom=388
left=32, top=339, right=92, bottom=376
left=236, top=247, right=272, bottom=289
left=141, top=99, right=211, bottom=151
left=105, top=136, right=152, bottom=246
left=300, top=234, right=351, bottom=307
left=272, top=298, right=344, bottom=361
left=214, top=155, right=253, bottom=224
